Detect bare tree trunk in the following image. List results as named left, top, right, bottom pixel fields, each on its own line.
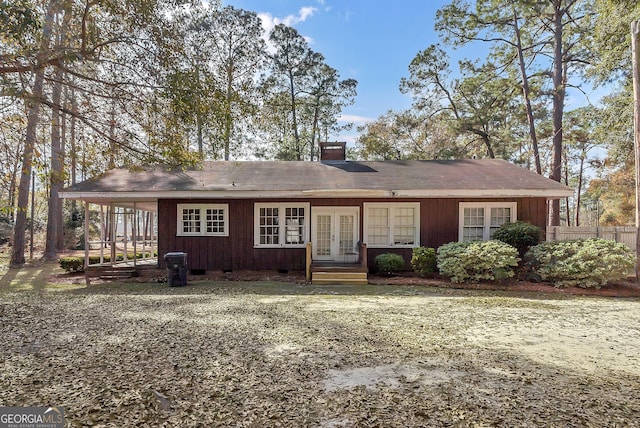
left=8, top=154, right=18, bottom=222
left=58, top=90, right=67, bottom=250
left=44, top=68, right=65, bottom=260
left=196, top=113, right=203, bottom=157
left=69, top=86, right=77, bottom=186
left=513, top=8, right=542, bottom=175
left=69, top=84, right=78, bottom=225
left=288, top=70, right=301, bottom=160
left=631, top=21, right=640, bottom=281
left=108, top=99, right=116, bottom=168
left=12, top=0, right=58, bottom=265
left=310, top=100, right=320, bottom=161
left=549, top=1, right=565, bottom=227
left=12, top=69, right=46, bottom=265
left=195, top=65, right=204, bottom=157
left=224, top=65, right=233, bottom=161
left=575, top=153, right=585, bottom=226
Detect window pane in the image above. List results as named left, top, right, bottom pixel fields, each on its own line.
left=316, top=214, right=332, bottom=255
left=206, top=208, right=225, bottom=234
left=339, top=214, right=355, bottom=255
left=464, top=207, right=484, bottom=226
left=463, top=207, right=484, bottom=241
left=463, top=227, right=484, bottom=241
left=259, top=207, right=279, bottom=245
left=285, top=207, right=305, bottom=244
left=490, top=207, right=512, bottom=238
left=394, top=207, right=415, bottom=245
left=367, top=207, right=389, bottom=245
left=182, top=208, right=200, bottom=233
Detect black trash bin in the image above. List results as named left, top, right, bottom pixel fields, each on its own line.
left=164, top=252, right=188, bottom=286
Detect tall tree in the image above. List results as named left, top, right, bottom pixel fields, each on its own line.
left=583, top=0, right=640, bottom=226
left=434, top=0, right=595, bottom=226
left=209, top=6, right=266, bottom=160
left=11, top=0, right=56, bottom=265
left=563, top=107, right=600, bottom=226
left=268, top=24, right=321, bottom=160
left=401, top=45, right=519, bottom=159
left=44, top=0, right=72, bottom=260
left=300, top=63, right=357, bottom=160
left=7, top=0, right=197, bottom=264
left=356, top=109, right=457, bottom=160
left=435, top=0, right=546, bottom=174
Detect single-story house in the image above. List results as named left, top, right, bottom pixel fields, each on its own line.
left=60, top=142, right=573, bottom=282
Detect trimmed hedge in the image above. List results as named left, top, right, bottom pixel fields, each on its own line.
left=525, top=238, right=635, bottom=288
left=375, top=253, right=406, bottom=275
left=59, top=257, right=84, bottom=272
left=493, top=221, right=542, bottom=257
left=437, top=240, right=520, bottom=283
left=411, top=247, right=437, bottom=276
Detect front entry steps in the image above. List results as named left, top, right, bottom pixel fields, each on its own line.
left=311, top=263, right=368, bottom=285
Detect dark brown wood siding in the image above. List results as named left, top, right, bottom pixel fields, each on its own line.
left=158, top=197, right=548, bottom=272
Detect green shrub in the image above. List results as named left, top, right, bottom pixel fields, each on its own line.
left=493, top=221, right=542, bottom=257
left=525, top=238, right=635, bottom=288
left=411, top=247, right=437, bottom=276
left=437, top=240, right=520, bottom=283
left=59, top=257, right=84, bottom=272
left=375, top=253, right=406, bottom=275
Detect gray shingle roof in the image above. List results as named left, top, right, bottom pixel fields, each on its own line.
left=61, top=159, right=573, bottom=203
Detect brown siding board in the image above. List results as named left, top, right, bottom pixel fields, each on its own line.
left=158, top=196, right=550, bottom=271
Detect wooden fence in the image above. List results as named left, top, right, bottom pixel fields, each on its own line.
left=546, top=226, right=638, bottom=250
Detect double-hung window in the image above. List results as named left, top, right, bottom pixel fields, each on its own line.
left=254, top=203, right=310, bottom=248
left=363, top=203, right=420, bottom=247
left=177, top=204, right=229, bottom=236
left=459, top=202, right=516, bottom=241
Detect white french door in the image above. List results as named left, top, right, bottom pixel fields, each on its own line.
left=312, top=207, right=360, bottom=262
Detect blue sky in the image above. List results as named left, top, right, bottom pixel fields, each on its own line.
left=220, top=0, right=605, bottom=144
left=221, top=0, right=452, bottom=143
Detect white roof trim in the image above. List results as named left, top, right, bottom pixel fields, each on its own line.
left=60, top=187, right=572, bottom=201
left=394, top=188, right=574, bottom=198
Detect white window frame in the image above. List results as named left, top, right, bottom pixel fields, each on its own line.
left=177, top=204, right=229, bottom=237
left=459, top=202, right=517, bottom=242
left=363, top=202, right=420, bottom=248
left=254, top=203, right=310, bottom=248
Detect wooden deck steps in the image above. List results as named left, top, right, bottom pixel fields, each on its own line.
left=85, top=266, right=139, bottom=280
left=311, top=263, right=368, bottom=285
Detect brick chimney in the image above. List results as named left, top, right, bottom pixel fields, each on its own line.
left=319, top=142, right=346, bottom=162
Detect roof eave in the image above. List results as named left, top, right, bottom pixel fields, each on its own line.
left=394, top=188, right=574, bottom=199
left=60, top=187, right=573, bottom=201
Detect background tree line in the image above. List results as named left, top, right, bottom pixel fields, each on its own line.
left=1, top=0, right=639, bottom=266
left=0, top=0, right=356, bottom=265
left=356, top=0, right=640, bottom=229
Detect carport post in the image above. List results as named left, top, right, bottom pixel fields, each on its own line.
left=110, top=203, right=116, bottom=267
left=133, top=202, right=137, bottom=267
left=84, top=202, right=90, bottom=268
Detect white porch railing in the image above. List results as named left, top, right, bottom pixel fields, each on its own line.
left=546, top=226, right=638, bottom=250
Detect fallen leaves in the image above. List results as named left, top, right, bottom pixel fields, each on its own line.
left=1, top=283, right=640, bottom=426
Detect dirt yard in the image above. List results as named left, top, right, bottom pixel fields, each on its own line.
left=1, top=265, right=640, bottom=426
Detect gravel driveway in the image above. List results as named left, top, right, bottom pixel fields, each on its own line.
left=1, top=281, right=639, bottom=427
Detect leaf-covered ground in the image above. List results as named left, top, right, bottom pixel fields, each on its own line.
left=1, top=269, right=640, bottom=426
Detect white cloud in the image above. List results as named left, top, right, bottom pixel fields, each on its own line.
left=339, top=114, right=372, bottom=125
left=257, top=7, right=318, bottom=52
left=297, top=6, right=317, bottom=23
